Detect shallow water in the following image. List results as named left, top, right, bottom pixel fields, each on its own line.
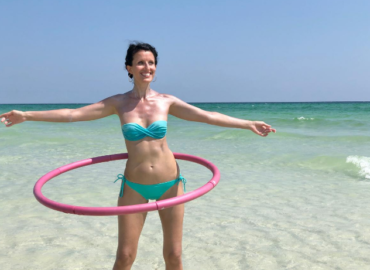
left=1, top=102, right=370, bottom=269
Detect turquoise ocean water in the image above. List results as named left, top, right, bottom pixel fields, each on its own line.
left=1, top=102, right=370, bottom=269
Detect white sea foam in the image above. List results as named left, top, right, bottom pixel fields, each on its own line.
left=296, top=116, right=315, bottom=120
left=346, top=155, right=370, bottom=179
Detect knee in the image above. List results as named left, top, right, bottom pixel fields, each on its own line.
left=114, top=249, right=136, bottom=268
left=164, top=249, right=182, bottom=265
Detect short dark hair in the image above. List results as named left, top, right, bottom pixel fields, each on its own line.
left=125, top=42, right=158, bottom=79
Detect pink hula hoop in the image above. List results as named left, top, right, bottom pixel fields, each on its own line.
left=34, top=153, right=220, bottom=216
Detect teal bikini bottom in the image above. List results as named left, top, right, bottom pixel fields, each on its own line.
left=114, top=174, right=186, bottom=200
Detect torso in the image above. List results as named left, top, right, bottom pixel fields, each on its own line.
left=113, top=91, right=178, bottom=184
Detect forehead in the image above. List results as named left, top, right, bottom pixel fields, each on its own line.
left=133, top=50, right=155, bottom=61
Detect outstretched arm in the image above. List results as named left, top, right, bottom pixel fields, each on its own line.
left=0, top=96, right=118, bottom=128
left=168, top=96, right=276, bottom=137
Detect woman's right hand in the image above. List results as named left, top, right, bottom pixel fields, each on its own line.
left=249, top=121, right=276, bottom=137
left=0, top=110, right=26, bottom=127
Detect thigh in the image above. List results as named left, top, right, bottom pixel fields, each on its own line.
left=116, top=183, right=149, bottom=252
left=157, top=181, right=185, bottom=252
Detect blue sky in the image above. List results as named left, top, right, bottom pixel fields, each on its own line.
left=1, top=0, right=369, bottom=103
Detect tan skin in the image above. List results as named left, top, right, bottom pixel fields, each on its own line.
left=1, top=50, right=276, bottom=270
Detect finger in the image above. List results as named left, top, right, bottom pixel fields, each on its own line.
left=6, top=122, right=14, bottom=127
left=260, top=129, right=271, bottom=136
left=264, top=127, right=276, bottom=133
left=256, top=130, right=267, bottom=137
left=265, top=129, right=277, bottom=135
left=251, top=128, right=262, bottom=136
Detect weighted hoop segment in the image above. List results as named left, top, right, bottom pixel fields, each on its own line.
left=34, top=153, right=220, bottom=216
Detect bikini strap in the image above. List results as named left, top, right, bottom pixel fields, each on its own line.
left=178, top=174, right=187, bottom=193
left=114, top=174, right=125, bottom=197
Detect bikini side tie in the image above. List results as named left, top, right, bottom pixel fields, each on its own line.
left=178, top=174, right=187, bottom=192
left=114, top=174, right=125, bottom=197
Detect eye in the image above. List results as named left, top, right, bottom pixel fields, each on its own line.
left=137, top=61, right=144, bottom=65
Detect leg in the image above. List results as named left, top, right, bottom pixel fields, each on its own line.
left=113, top=183, right=149, bottom=270
left=158, top=181, right=185, bottom=270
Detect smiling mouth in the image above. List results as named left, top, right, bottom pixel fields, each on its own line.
left=141, top=73, right=151, bottom=77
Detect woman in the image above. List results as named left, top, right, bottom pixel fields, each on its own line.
left=1, top=42, right=275, bottom=270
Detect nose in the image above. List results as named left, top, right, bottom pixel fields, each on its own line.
left=144, top=62, right=151, bottom=70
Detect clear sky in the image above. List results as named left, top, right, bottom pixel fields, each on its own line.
left=1, top=0, right=369, bottom=103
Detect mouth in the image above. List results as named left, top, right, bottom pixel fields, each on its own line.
left=141, top=73, right=152, bottom=78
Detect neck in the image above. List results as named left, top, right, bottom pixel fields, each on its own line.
left=131, top=82, right=152, bottom=99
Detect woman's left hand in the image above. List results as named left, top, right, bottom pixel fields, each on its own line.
left=249, top=121, right=276, bottom=137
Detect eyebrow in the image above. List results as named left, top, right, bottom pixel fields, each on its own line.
left=137, top=60, right=154, bottom=63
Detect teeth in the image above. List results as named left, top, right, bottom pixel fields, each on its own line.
left=142, top=73, right=150, bottom=76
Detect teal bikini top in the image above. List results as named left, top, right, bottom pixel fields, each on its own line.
left=122, top=120, right=167, bottom=141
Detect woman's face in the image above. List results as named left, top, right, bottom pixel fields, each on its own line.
left=127, top=50, right=156, bottom=83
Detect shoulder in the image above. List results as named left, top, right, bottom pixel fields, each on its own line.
left=97, top=94, right=130, bottom=115
left=157, top=93, right=183, bottom=105
left=103, top=93, right=131, bottom=104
